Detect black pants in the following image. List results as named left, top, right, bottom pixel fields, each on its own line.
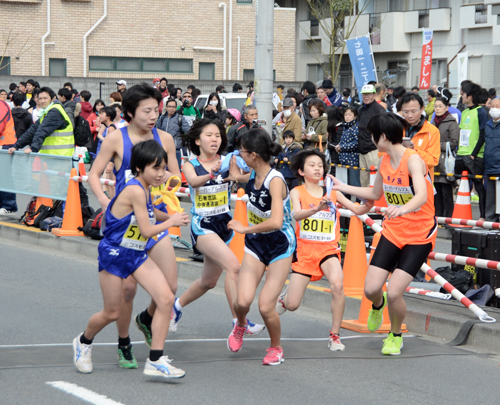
left=485, top=177, right=500, bottom=222
left=434, top=182, right=454, bottom=218
left=455, top=155, right=485, bottom=218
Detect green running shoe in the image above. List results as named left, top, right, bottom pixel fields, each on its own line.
left=134, top=313, right=152, bottom=348
left=118, top=345, right=138, bottom=369
left=367, top=292, right=387, bottom=332
left=381, top=333, right=403, bottom=355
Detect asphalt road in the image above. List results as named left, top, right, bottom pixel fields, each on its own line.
left=1, top=236, right=499, bottom=405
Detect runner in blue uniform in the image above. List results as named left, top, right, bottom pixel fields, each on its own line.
left=169, top=118, right=265, bottom=335
left=73, top=140, right=189, bottom=379
left=227, top=128, right=295, bottom=366
left=87, top=84, right=181, bottom=367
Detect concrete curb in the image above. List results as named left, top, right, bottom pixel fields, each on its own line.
left=2, top=221, right=500, bottom=353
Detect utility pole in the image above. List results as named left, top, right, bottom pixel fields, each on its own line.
left=254, top=0, right=274, bottom=136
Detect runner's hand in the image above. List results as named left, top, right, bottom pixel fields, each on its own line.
left=228, top=219, right=246, bottom=234
left=384, top=205, right=407, bottom=219
left=211, top=159, right=222, bottom=176
left=169, top=212, right=190, bottom=227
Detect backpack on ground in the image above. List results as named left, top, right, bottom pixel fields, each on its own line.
left=40, top=216, right=63, bottom=232
left=33, top=200, right=63, bottom=229
left=74, top=114, right=92, bottom=146
left=79, top=208, right=104, bottom=240
left=19, top=197, right=38, bottom=226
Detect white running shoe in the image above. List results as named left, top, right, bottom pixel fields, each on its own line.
left=245, top=319, right=265, bottom=336
left=73, top=333, right=93, bottom=373
left=0, top=208, right=16, bottom=215
left=328, top=332, right=345, bottom=352
left=275, top=289, right=288, bottom=315
left=144, top=356, right=186, bottom=379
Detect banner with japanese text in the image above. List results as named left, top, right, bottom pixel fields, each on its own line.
left=457, top=51, right=468, bottom=89
left=346, top=35, right=377, bottom=95
left=419, top=29, right=433, bottom=90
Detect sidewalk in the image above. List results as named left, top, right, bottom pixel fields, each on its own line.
left=1, top=214, right=499, bottom=354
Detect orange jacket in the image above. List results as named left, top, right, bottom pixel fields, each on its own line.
left=0, top=100, right=16, bottom=146
left=409, top=120, right=440, bottom=181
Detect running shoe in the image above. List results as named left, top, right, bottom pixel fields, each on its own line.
left=381, top=333, right=403, bottom=355
left=262, top=347, right=284, bottom=366
left=471, top=193, right=479, bottom=202
left=134, top=313, right=152, bottom=348
left=169, top=298, right=182, bottom=333
left=117, top=345, right=138, bottom=369
left=232, top=319, right=266, bottom=336
left=227, top=323, right=246, bottom=352
left=0, top=208, right=16, bottom=215
left=144, top=356, right=186, bottom=379
left=73, top=333, right=93, bottom=374
left=275, top=289, right=288, bottom=315
left=367, top=292, right=387, bottom=333
left=328, top=331, right=345, bottom=351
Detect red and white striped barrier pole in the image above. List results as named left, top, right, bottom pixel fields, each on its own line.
left=405, top=287, right=452, bottom=300
left=338, top=209, right=496, bottom=323
left=369, top=205, right=500, bottom=230
left=428, top=252, right=500, bottom=271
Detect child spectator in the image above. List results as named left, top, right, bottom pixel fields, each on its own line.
left=274, top=130, right=302, bottom=190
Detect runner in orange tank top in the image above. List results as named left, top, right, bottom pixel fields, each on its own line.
left=275, top=149, right=373, bottom=352
left=330, top=113, right=437, bottom=356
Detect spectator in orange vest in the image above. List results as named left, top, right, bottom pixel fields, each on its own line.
left=0, top=99, right=18, bottom=215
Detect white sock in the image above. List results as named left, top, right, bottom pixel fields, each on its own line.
left=233, top=318, right=238, bottom=324
left=174, top=300, right=183, bottom=312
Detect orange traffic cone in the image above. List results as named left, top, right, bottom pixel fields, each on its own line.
left=343, top=213, right=368, bottom=296
left=342, top=232, right=407, bottom=333
left=52, top=168, right=84, bottom=236
left=78, top=155, right=86, bottom=176
left=450, top=171, right=473, bottom=227
left=229, top=188, right=248, bottom=264
left=369, top=165, right=387, bottom=207
left=27, top=162, right=53, bottom=226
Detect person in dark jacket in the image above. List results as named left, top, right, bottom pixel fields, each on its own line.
left=484, top=98, right=500, bottom=221
left=156, top=98, right=191, bottom=168
left=226, top=105, right=259, bottom=153
left=300, top=81, right=325, bottom=126
left=11, top=92, right=33, bottom=138
left=335, top=106, right=360, bottom=187
left=58, top=87, right=77, bottom=126
left=274, top=130, right=302, bottom=190
left=326, top=105, right=344, bottom=173
left=203, top=92, right=225, bottom=121
left=431, top=96, right=460, bottom=218
left=319, top=79, right=342, bottom=107
left=357, top=84, right=385, bottom=186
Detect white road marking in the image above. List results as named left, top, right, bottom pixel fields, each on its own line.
left=0, top=335, right=416, bottom=349
left=47, top=381, right=125, bottom=405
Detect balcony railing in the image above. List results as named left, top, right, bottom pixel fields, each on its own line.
left=475, top=5, right=487, bottom=24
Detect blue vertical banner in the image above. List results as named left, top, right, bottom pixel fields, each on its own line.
left=346, top=35, right=378, bottom=94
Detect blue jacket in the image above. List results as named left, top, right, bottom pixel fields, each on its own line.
left=275, top=142, right=302, bottom=179
left=156, top=111, right=191, bottom=149
left=484, top=119, right=500, bottom=175
left=327, top=88, right=342, bottom=107
left=338, top=120, right=359, bottom=167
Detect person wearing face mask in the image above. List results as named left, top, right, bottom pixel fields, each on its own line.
left=281, top=97, right=302, bottom=143
left=483, top=98, right=500, bottom=221
left=203, top=92, right=223, bottom=120
left=431, top=96, right=459, bottom=218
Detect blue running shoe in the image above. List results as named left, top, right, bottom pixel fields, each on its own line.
left=169, top=298, right=182, bottom=332
left=232, top=318, right=266, bottom=336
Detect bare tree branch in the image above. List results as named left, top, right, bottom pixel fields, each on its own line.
left=0, top=29, right=32, bottom=73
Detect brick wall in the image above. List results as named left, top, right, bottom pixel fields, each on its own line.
left=1, top=0, right=296, bottom=81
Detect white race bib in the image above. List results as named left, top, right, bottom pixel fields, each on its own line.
left=124, top=169, right=135, bottom=183
left=194, top=183, right=229, bottom=217
left=460, top=129, right=471, bottom=147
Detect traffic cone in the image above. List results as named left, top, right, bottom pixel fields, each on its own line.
left=78, top=155, right=86, bottom=176
left=342, top=232, right=407, bottom=333
left=369, top=165, right=387, bottom=207
left=52, top=168, right=84, bottom=236
left=343, top=213, right=368, bottom=296
left=450, top=171, right=473, bottom=228
left=229, top=188, right=248, bottom=264
left=27, top=162, right=53, bottom=226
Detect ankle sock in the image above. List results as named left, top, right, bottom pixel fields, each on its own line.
left=372, top=295, right=385, bottom=311
left=149, top=350, right=163, bottom=362
left=392, top=332, right=402, bottom=338
left=174, top=300, right=183, bottom=312
left=118, top=336, right=131, bottom=347
left=140, top=309, right=153, bottom=327
left=80, top=332, right=93, bottom=345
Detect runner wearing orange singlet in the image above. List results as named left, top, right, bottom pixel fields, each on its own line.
left=331, top=112, right=437, bottom=356
left=275, top=149, right=373, bottom=352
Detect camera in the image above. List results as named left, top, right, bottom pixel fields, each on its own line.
left=183, top=99, right=190, bottom=108
left=251, top=119, right=266, bottom=128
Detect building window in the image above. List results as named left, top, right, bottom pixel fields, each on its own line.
left=49, top=59, right=66, bottom=76
left=242, top=69, right=276, bottom=82
left=89, top=57, right=193, bottom=73
left=199, top=63, right=215, bottom=80
left=369, top=14, right=381, bottom=45
left=237, top=0, right=252, bottom=3
left=0, top=56, right=10, bottom=75
left=307, top=64, right=324, bottom=83
left=475, top=5, right=488, bottom=24
left=418, top=10, right=429, bottom=28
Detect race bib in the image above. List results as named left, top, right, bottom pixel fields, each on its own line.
left=120, top=215, right=148, bottom=250
left=247, top=203, right=270, bottom=226
left=299, top=210, right=335, bottom=242
left=460, top=129, right=471, bottom=147
left=124, top=169, right=135, bottom=183
left=383, top=185, right=414, bottom=207
left=194, top=183, right=229, bottom=217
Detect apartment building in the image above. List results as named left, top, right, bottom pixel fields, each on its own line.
left=276, top=0, right=500, bottom=90
left=0, top=0, right=296, bottom=82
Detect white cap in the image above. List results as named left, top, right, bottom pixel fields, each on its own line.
left=116, top=80, right=127, bottom=86
left=361, top=84, right=376, bottom=94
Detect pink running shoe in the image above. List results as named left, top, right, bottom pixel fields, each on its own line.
left=262, top=347, right=284, bottom=366
left=227, top=323, right=246, bottom=352
left=328, top=331, right=345, bottom=351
